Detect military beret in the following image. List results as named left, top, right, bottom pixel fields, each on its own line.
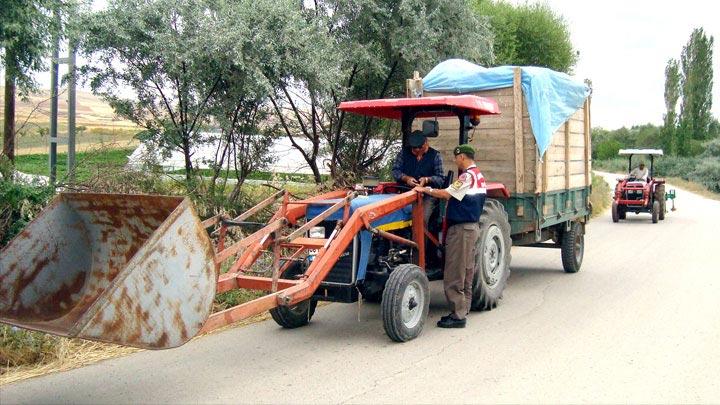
left=453, top=144, right=475, bottom=158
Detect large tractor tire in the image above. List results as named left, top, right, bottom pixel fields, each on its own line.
left=652, top=200, right=660, bottom=223
left=655, top=184, right=666, bottom=220
left=381, top=264, right=430, bottom=342
left=471, top=199, right=512, bottom=311
left=270, top=262, right=317, bottom=329
left=561, top=221, right=584, bottom=273
left=612, top=201, right=619, bottom=223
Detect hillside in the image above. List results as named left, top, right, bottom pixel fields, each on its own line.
left=0, top=86, right=137, bottom=129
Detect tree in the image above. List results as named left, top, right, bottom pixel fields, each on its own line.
left=662, top=58, right=681, bottom=155
left=0, top=0, right=57, bottom=162
left=679, top=28, right=714, bottom=145
left=270, top=0, right=495, bottom=184
left=79, top=0, right=231, bottom=183
left=471, top=0, right=577, bottom=73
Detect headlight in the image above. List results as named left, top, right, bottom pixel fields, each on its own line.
left=309, top=226, right=325, bottom=239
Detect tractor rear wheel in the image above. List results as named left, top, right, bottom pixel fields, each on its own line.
left=381, top=264, right=430, bottom=342
left=656, top=185, right=666, bottom=220
left=471, top=199, right=512, bottom=311
left=270, top=262, right=317, bottom=329
left=561, top=221, right=584, bottom=273
left=652, top=200, right=660, bottom=223
left=612, top=202, right=619, bottom=222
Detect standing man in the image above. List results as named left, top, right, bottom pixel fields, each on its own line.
left=419, top=144, right=486, bottom=328
left=392, top=129, right=444, bottom=224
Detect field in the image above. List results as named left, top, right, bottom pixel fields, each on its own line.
left=0, top=86, right=139, bottom=155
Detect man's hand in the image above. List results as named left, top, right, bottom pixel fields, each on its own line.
left=418, top=177, right=429, bottom=187
left=404, top=176, right=420, bottom=187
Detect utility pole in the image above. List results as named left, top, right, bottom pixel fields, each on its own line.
left=49, top=9, right=60, bottom=186
left=66, top=41, right=77, bottom=182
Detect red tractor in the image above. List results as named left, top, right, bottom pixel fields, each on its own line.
left=612, top=149, right=667, bottom=223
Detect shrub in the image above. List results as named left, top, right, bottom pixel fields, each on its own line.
left=595, top=139, right=622, bottom=160
left=691, top=159, right=720, bottom=193
left=701, top=138, right=720, bottom=158
left=0, top=178, right=55, bottom=247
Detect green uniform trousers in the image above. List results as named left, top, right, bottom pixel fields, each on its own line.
left=444, top=222, right=480, bottom=320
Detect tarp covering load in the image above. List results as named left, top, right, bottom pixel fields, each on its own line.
left=0, top=193, right=217, bottom=349
left=422, top=59, right=590, bottom=158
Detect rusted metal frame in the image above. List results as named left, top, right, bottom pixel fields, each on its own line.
left=234, top=189, right=286, bottom=223
left=201, top=215, right=221, bottom=228
left=215, top=218, right=285, bottom=264
left=206, top=190, right=286, bottom=250
left=271, top=192, right=290, bottom=292
left=424, top=229, right=439, bottom=247
left=218, top=225, right=227, bottom=252
left=199, top=293, right=280, bottom=334
left=229, top=190, right=351, bottom=275
left=411, top=193, right=425, bottom=268
left=284, top=190, right=350, bottom=225
left=368, top=225, right=418, bottom=249
left=216, top=273, right=301, bottom=293
left=283, top=194, right=354, bottom=243
left=278, top=190, right=419, bottom=306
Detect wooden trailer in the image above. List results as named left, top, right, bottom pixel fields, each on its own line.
left=410, top=67, right=592, bottom=259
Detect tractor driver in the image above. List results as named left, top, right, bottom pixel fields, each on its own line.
left=418, top=144, right=486, bottom=328
left=391, top=130, right=445, bottom=225
left=628, top=162, right=649, bottom=181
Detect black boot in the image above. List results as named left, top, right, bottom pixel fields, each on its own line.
left=437, top=316, right=466, bottom=328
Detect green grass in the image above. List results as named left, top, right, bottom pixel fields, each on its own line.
left=14, top=148, right=134, bottom=182
left=175, top=168, right=329, bottom=183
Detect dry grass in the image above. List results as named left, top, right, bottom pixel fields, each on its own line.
left=590, top=173, right=611, bottom=217
left=1, top=338, right=140, bottom=386
left=0, top=310, right=280, bottom=386
left=665, top=176, right=720, bottom=201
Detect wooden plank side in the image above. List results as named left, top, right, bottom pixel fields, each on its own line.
left=513, top=68, right=525, bottom=193
left=584, top=99, right=591, bottom=186
left=546, top=174, right=587, bottom=192
left=564, top=121, right=571, bottom=189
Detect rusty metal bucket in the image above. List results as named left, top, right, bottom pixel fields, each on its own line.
left=0, top=193, right=217, bottom=349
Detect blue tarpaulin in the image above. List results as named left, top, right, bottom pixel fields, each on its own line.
left=422, top=59, right=590, bottom=158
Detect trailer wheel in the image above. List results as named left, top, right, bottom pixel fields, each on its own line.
left=611, top=201, right=619, bottom=222
left=561, top=221, right=584, bottom=273
left=471, top=199, right=512, bottom=311
left=270, top=263, right=317, bottom=329
left=652, top=200, right=660, bottom=223
left=381, top=264, right=430, bottom=342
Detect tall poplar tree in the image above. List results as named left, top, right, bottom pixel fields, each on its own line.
left=662, top=58, right=681, bottom=155
left=679, top=28, right=714, bottom=147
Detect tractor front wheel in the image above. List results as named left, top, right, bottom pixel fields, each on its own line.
left=561, top=221, right=584, bottom=273
left=381, top=264, right=430, bottom=342
left=270, top=263, right=317, bottom=329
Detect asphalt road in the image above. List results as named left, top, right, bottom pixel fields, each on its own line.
left=2, top=174, right=719, bottom=404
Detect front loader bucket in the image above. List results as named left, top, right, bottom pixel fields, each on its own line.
left=0, top=193, right=217, bottom=349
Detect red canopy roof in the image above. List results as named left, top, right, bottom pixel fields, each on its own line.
left=338, top=95, right=500, bottom=120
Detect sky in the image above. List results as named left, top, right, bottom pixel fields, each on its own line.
left=518, top=0, right=720, bottom=129
left=2, top=0, right=719, bottom=130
